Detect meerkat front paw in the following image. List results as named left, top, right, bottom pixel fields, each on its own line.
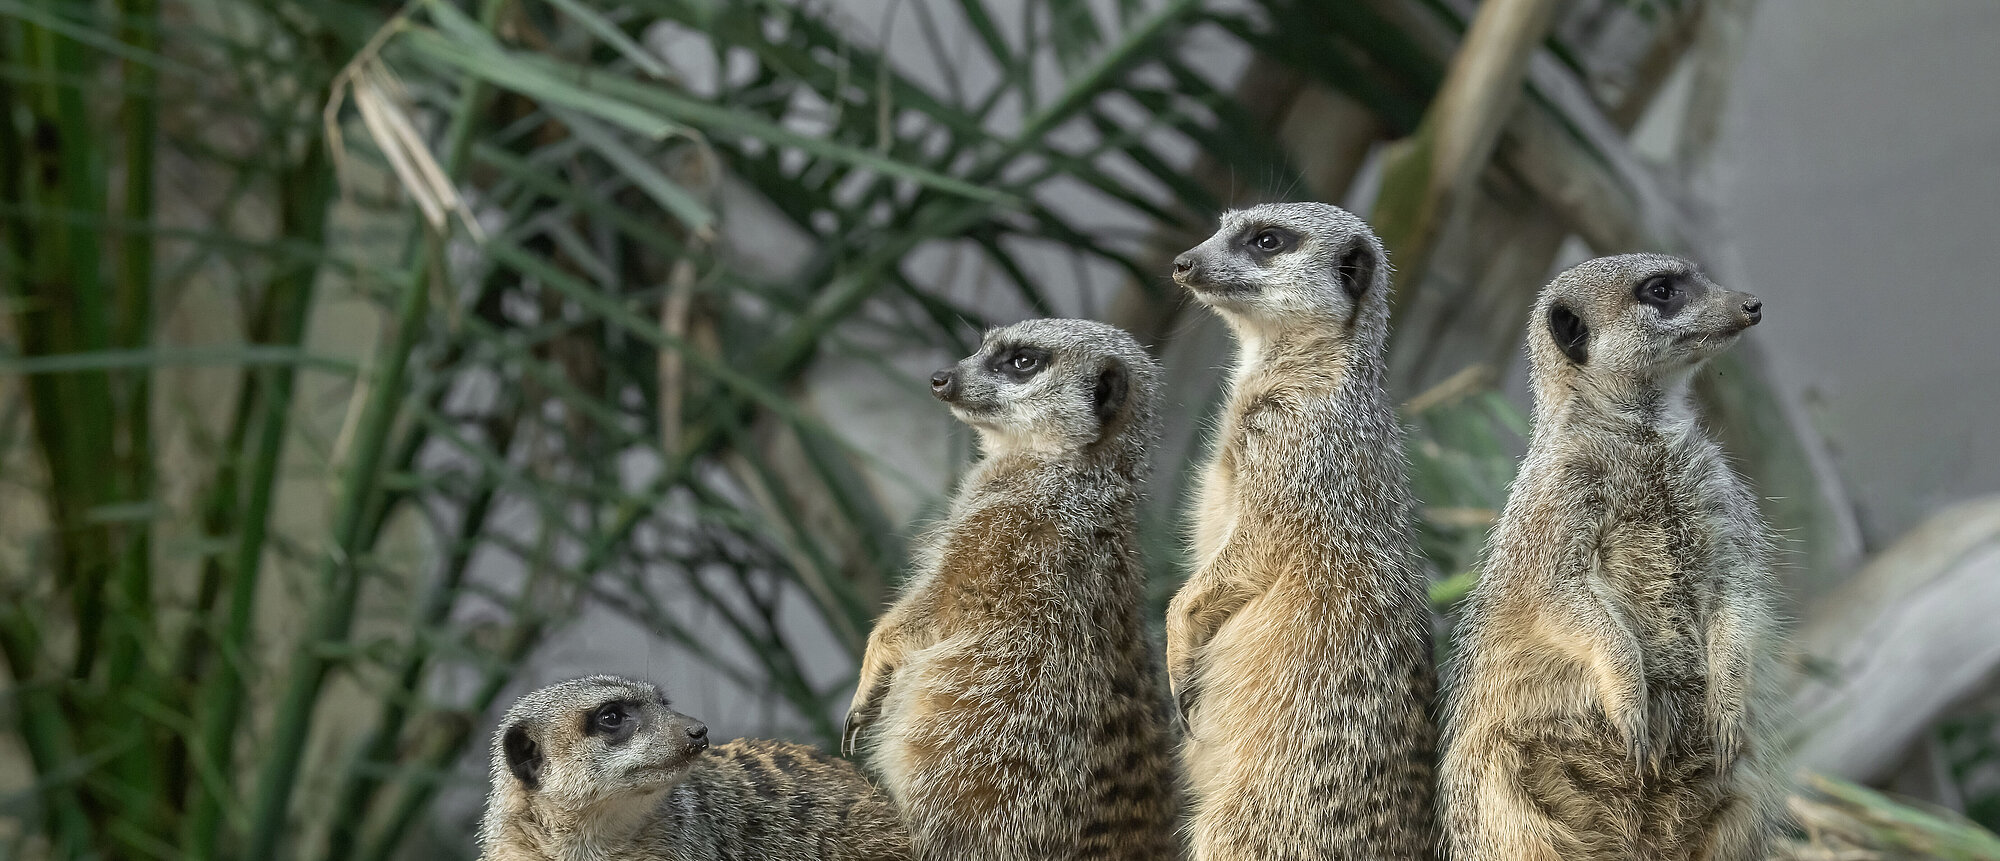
left=841, top=707, right=870, bottom=758
left=1164, top=601, right=1196, bottom=679
left=1163, top=641, right=1198, bottom=728
left=843, top=659, right=893, bottom=756
left=1707, top=654, right=1752, bottom=776
left=1610, top=700, right=1652, bottom=779
left=1710, top=702, right=1748, bottom=777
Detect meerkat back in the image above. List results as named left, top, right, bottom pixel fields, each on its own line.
left=1438, top=254, right=1784, bottom=861
left=1165, top=202, right=1437, bottom=860
left=843, top=318, right=1179, bottom=861
left=479, top=675, right=909, bottom=861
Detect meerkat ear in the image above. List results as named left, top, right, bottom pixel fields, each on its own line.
left=1093, top=362, right=1129, bottom=427
left=1334, top=243, right=1378, bottom=303
left=504, top=724, right=543, bottom=791
left=1548, top=303, right=1590, bottom=365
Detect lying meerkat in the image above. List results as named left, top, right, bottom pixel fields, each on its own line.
left=1439, top=254, right=1784, bottom=860
left=479, top=675, right=908, bottom=861
left=1166, top=202, right=1438, bottom=860
left=843, top=318, right=1180, bottom=861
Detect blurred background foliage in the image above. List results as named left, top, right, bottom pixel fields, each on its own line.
left=1, top=0, right=1996, bottom=858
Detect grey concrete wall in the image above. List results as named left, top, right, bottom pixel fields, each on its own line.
left=1712, top=0, right=2000, bottom=545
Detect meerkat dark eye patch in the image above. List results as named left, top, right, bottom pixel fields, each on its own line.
left=987, top=345, right=1051, bottom=382
left=585, top=701, right=641, bottom=744
left=1548, top=303, right=1590, bottom=365
left=1632, top=274, right=1693, bottom=318
left=1092, top=363, right=1128, bottom=426
left=503, top=725, right=543, bottom=791
left=1238, top=225, right=1298, bottom=258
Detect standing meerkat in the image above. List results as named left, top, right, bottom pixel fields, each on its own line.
left=842, top=318, right=1179, bottom=861
left=1166, top=202, right=1438, bottom=860
left=1438, top=254, right=1783, bottom=860
left=479, top=675, right=909, bottom=861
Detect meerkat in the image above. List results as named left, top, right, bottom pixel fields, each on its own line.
left=479, top=675, right=909, bottom=861
left=1438, top=254, right=1783, bottom=860
left=1164, top=201, right=1438, bottom=860
left=841, top=318, right=1179, bottom=861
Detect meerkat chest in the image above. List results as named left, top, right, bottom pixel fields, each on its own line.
left=1593, top=451, right=1726, bottom=666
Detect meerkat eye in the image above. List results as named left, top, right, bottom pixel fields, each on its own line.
left=591, top=703, right=628, bottom=733
left=1638, top=276, right=1678, bottom=305
left=1245, top=228, right=1296, bottom=256
left=991, top=346, right=1050, bottom=380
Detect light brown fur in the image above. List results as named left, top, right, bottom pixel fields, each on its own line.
left=480, top=675, right=908, bottom=861
left=1439, top=254, right=1785, bottom=860
left=1166, top=203, right=1438, bottom=860
left=844, top=319, right=1180, bottom=861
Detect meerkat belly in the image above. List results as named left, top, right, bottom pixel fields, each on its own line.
left=1504, top=525, right=1732, bottom=858
left=877, top=634, right=1087, bottom=818
left=1511, top=725, right=1730, bottom=861
left=1188, top=587, right=1432, bottom=817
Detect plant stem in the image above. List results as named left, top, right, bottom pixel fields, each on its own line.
left=241, top=236, right=433, bottom=861
left=319, top=432, right=509, bottom=861
left=179, top=138, right=334, bottom=861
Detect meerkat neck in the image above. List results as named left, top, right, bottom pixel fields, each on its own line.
left=974, top=425, right=1083, bottom=462
left=1229, top=324, right=1361, bottom=390
left=1541, top=373, right=1700, bottom=441
left=538, top=792, right=664, bottom=859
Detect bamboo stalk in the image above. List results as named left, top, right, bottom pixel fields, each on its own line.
left=236, top=5, right=513, bottom=852
left=240, top=236, right=434, bottom=860
left=101, top=0, right=165, bottom=848
left=179, top=141, right=335, bottom=860
left=319, top=412, right=514, bottom=861
left=5, top=6, right=152, bottom=853
left=0, top=598, right=94, bottom=856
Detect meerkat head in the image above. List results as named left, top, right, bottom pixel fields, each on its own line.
left=1529, top=253, right=1763, bottom=407
left=486, top=675, right=710, bottom=828
left=928, top=318, right=1160, bottom=464
left=1172, top=202, right=1389, bottom=343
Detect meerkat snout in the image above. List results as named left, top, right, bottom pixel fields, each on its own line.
left=1741, top=296, right=1764, bottom=325
left=930, top=368, right=959, bottom=401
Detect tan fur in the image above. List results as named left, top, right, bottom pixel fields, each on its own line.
left=479, top=675, right=908, bottom=861
left=1166, top=203, right=1438, bottom=860
left=1439, top=254, right=1785, bottom=860
left=844, top=319, right=1180, bottom=861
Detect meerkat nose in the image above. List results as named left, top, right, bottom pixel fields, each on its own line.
left=686, top=722, right=708, bottom=740
left=1741, top=297, right=1763, bottom=326
left=1172, top=252, right=1198, bottom=280
left=931, top=369, right=959, bottom=401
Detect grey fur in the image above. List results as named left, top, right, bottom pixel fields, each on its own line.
left=1438, top=253, right=1784, bottom=860
left=479, top=675, right=909, bottom=861
left=844, top=319, right=1181, bottom=861
left=1166, top=202, right=1439, bottom=860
